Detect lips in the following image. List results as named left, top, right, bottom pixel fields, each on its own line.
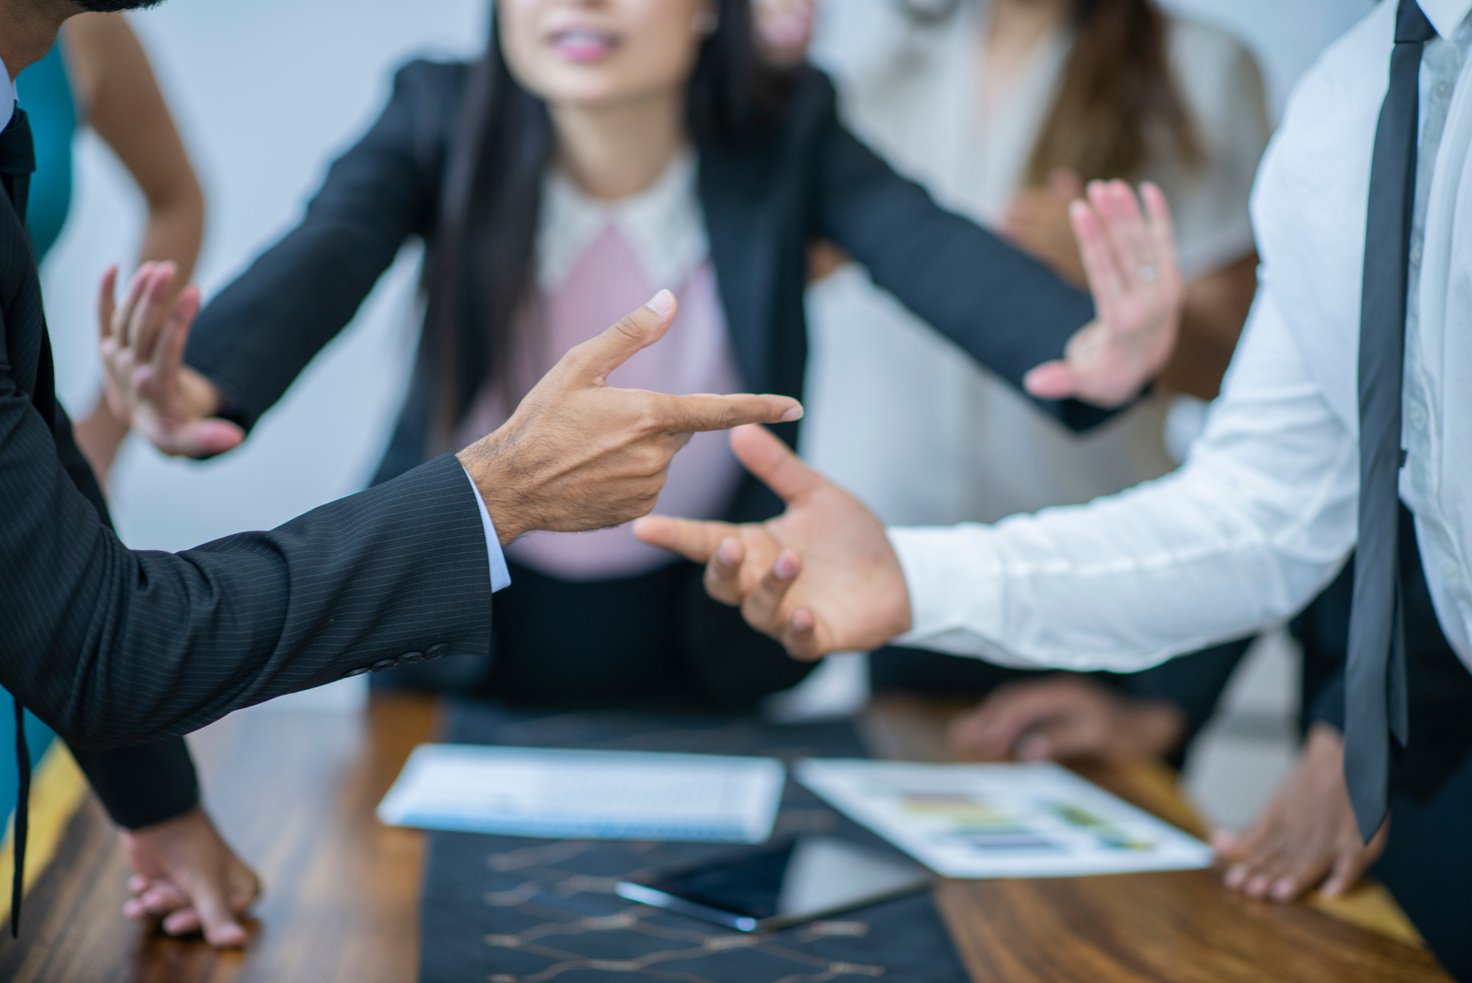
left=549, top=27, right=620, bottom=62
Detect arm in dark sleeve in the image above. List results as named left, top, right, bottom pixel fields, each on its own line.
left=69, top=742, right=199, bottom=829
left=1305, top=669, right=1346, bottom=732
left=184, top=60, right=458, bottom=431
left=1115, top=637, right=1255, bottom=761
left=0, top=339, right=492, bottom=752
left=805, top=71, right=1112, bottom=432
left=48, top=407, right=201, bottom=827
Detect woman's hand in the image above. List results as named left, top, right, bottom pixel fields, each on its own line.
left=1023, top=181, right=1185, bottom=408
left=98, top=262, right=242, bottom=459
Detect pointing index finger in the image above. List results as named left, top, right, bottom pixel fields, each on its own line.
left=647, top=391, right=803, bottom=435
left=632, top=515, right=735, bottom=564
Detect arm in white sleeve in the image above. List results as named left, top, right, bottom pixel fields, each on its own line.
left=462, top=465, right=513, bottom=593
left=889, top=282, right=1358, bottom=672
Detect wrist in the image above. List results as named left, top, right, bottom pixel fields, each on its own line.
left=457, top=436, right=533, bottom=546
left=178, top=367, right=223, bottom=419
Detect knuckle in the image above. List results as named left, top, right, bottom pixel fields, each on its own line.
left=614, top=315, right=647, bottom=343
left=633, top=397, right=665, bottom=435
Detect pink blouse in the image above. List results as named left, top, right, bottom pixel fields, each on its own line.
left=453, top=157, right=746, bottom=581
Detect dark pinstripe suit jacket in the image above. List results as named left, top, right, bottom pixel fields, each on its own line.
left=0, top=131, right=495, bottom=757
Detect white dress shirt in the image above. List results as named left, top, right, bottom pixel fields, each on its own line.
left=2, top=50, right=510, bottom=593
left=891, top=0, right=1472, bottom=674
left=802, top=0, right=1269, bottom=527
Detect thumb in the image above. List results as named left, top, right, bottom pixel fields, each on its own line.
left=151, top=418, right=246, bottom=460
left=566, top=290, right=678, bottom=385
left=729, top=425, right=824, bottom=504
left=1023, top=360, right=1079, bottom=400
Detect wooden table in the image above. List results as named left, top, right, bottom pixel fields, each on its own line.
left=0, top=694, right=1449, bottom=982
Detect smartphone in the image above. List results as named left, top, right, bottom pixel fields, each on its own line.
left=616, top=836, right=931, bottom=933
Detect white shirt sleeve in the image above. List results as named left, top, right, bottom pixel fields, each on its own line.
left=889, top=276, right=1359, bottom=672
left=461, top=465, right=513, bottom=593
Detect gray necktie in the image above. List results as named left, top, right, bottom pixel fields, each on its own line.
left=1343, top=0, right=1437, bottom=843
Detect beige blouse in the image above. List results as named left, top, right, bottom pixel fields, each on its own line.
left=802, top=0, right=1271, bottom=526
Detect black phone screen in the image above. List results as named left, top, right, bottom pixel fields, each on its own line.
left=618, top=836, right=929, bottom=932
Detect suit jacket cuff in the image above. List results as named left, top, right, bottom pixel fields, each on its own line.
left=1306, top=669, right=1347, bottom=733
left=69, top=738, right=200, bottom=830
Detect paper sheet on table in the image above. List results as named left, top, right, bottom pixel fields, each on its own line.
left=378, top=744, right=784, bottom=844
left=795, top=759, right=1212, bottom=878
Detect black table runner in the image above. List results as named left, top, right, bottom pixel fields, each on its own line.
left=418, top=700, right=969, bottom=982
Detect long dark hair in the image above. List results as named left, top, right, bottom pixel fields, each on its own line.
left=898, top=0, right=1203, bottom=185
left=423, top=0, right=788, bottom=430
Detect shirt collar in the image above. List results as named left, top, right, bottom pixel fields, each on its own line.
left=0, top=53, right=14, bottom=132
left=537, top=151, right=708, bottom=293
left=1421, top=0, right=1472, bottom=39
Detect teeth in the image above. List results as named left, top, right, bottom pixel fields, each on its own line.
left=555, top=29, right=612, bottom=44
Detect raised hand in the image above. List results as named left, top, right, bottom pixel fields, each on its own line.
left=98, top=262, right=242, bottom=458
left=633, top=424, right=910, bottom=660
left=458, top=292, right=804, bottom=544
left=1023, top=181, right=1184, bottom=408
left=1000, top=169, right=1088, bottom=287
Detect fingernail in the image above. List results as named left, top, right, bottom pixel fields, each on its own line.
left=775, top=552, right=799, bottom=580
left=780, top=404, right=804, bottom=423
left=1272, top=878, right=1295, bottom=901
left=717, top=539, right=741, bottom=566
left=646, top=289, right=675, bottom=315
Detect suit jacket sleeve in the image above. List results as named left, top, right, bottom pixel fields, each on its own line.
left=804, top=71, right=1112, bottom=432
left=184, top=60, right=457, bottom=431
left=47, top=406, right=201, bottom=826
left=0, top=319, right=492, bottom=752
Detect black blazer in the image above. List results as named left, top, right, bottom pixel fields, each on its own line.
left=182, top=61, right=1110, bottom=706
left=0, top=114, right=496, bottom=754
left=186, top=60, right=1108, bottom=535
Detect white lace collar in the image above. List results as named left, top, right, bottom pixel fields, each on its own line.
left=536, top=151, right=709, bottom=293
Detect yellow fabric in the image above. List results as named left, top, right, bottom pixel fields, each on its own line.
left=0, top=745, right=88, bottom=926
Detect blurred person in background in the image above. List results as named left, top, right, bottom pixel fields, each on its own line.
left=29, top=13, right=204, bottom=480
left=2, top=11, right=257, bottom=949
left=100, top=0, right=1179, bottom=721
